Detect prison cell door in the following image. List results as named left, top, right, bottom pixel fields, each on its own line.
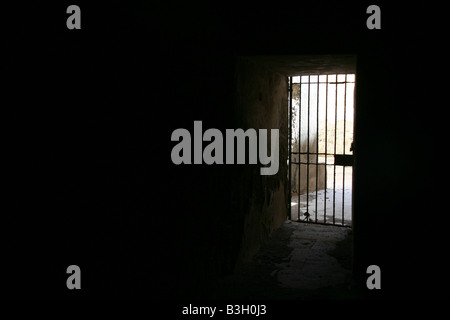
left=288, top=74, right=355, bottom=226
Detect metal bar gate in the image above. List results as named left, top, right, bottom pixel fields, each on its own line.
left=288, top=74, right=355, bottom=227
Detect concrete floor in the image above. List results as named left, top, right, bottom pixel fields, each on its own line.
left=291, top=166, right=352, bottom=226
left=213, top=220, right=354, bottom=299
left=291, top=188, right=352, bottom=226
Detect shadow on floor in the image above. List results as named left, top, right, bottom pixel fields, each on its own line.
left=211, top=221, right=359, bottom=300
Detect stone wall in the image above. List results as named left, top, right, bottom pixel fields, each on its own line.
left=290, top=83, right=326, bottom=194
left=233, top=57, right=289, bottom=266
left=290, top=139, right=327, bottom=195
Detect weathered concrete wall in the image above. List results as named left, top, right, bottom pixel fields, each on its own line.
left=233, top=57, right=289, bottom=266
left=290, top=84, right=326, bottom=194
left=291, top=142, right=327, bottom=195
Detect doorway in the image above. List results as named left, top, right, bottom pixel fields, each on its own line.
left=288, top=74, right=355, bottom=226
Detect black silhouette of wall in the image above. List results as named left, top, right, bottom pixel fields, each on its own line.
left=3, top=2, right=441, bottom=299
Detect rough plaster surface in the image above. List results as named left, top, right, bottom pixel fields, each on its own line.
left=233, top=58, right=289, bottom=267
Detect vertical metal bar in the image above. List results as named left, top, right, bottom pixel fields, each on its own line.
left=315, top=76, right=319, bottom=223
left=351, top=75, right=355, bottom=228
left=306, top=76, right=310, bottom=218
left=288, top=77, right=293, bottom=221
left=298, top=82, right=301, bottom=221
left=324, top=75, right=328, bottom=224
left=333, top=75, right=338, bottom=225
left=342, top=74, right=347, bottom=225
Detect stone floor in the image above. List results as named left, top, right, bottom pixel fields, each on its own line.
left=291, top=188, right=352, bottom=226
left=213, top=220, right=355, bottom=300
left=291, top=166, right=353, bottom=226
